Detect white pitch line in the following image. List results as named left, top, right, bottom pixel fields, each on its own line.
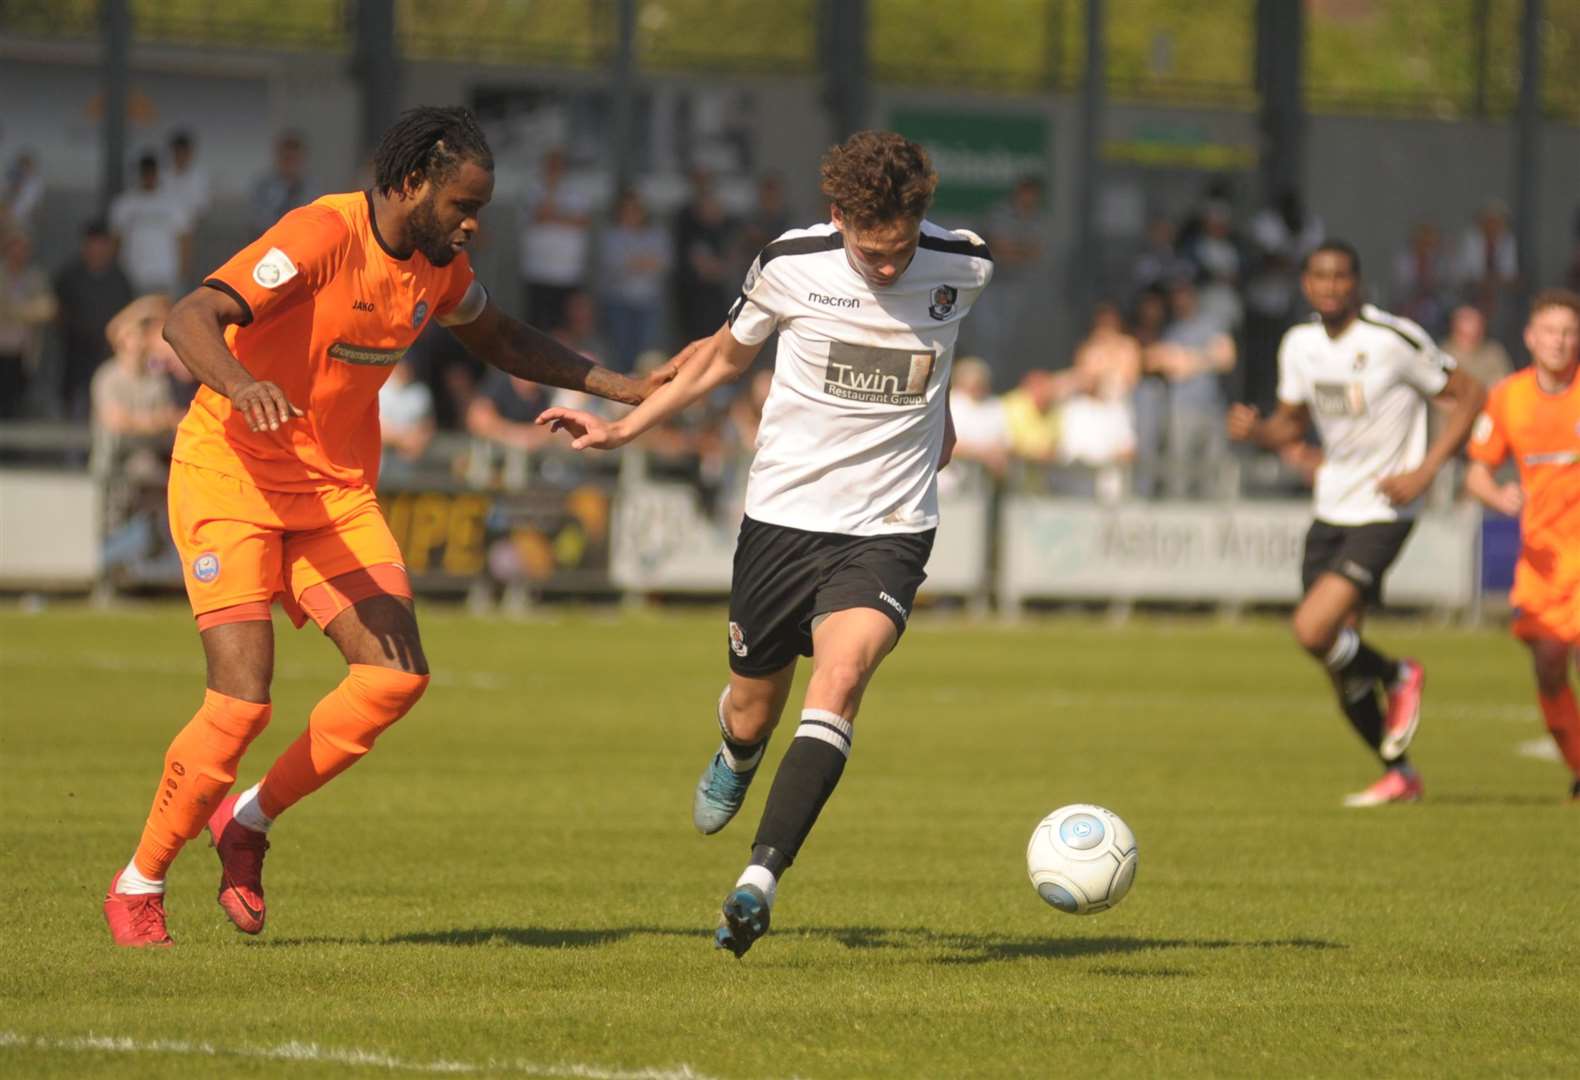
left=0, top=1031, right=724, bottom=1080
left=1515, top=738, right=1562, bottom=762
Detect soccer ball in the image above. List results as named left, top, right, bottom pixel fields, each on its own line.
left=1026, top=804, right=1138, bottom=915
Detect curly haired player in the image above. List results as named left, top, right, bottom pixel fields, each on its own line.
left=103, top=107, right=678, bottom=947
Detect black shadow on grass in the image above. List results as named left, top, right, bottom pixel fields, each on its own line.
left=257, top=926, right=1343, bottom=966
left=256, top=926, right=699, bottom=949
left=795, top=927, right=1344, bottom=965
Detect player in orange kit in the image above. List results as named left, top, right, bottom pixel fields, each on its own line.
left=1465, top=288, right=1580, bottom=802
left=103, top=106, right=679, bottom=946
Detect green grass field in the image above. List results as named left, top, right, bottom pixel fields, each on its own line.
left=1, top=605, right=1575, bottom=1078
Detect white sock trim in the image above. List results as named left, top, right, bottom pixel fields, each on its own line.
left=794, top=708, right=852, bottom=757
left=1325, top=627, right=1359, bottom=671
left=117, top=859, right=164, bottom=895
left=233, top=783, right=273, bottom=833
left=736, top=863, right=778, bottom=906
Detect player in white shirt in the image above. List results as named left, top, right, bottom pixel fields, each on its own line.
left=539, top=131, right=992, bottom=956
left=1228, top=241, right=1485, bottom=806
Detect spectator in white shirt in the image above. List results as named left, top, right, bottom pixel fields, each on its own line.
left=108, top=153, right=191, bottom=295
left=947, top=357, right=1012, bottom=478
left=519, top=148, right=594, bottom=331
left=163, top=130, right=212, bottom=226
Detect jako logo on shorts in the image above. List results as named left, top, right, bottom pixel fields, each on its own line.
left=192, top=552, right=221, bottom=583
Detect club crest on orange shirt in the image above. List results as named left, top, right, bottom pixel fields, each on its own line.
left=413, top=300, right=429, bottom=329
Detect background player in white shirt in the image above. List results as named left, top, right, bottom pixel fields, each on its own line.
left=1228, top=241, right=1484, bottom=806
left=539, top=131, right=992, bottom=956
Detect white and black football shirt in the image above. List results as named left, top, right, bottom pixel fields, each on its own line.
left=1276, top=303, right=1454, bottom=525
left=727, top=221, right=993, bottom=536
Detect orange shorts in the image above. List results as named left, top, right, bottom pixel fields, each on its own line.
left=167, top=459, right=409, bottom=631
left=1512, top=599, right=1580, bottom=645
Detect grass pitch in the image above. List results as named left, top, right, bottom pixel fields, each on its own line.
left=1, top=604, right=1576, bottom=1078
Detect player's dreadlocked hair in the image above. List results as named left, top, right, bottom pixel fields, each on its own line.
left=819, top=130, right=937, bottom=230
left=372, top=106, right=494, bottom=197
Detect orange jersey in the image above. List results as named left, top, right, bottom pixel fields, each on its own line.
left=1468, top=367, right=1580, bottom=611
left=173, top=191, right=477, bottom=492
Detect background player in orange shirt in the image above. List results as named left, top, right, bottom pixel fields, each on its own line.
left=103, top=107, right=681, bottom=946
left=1465, top=288, right=1580, bottom=802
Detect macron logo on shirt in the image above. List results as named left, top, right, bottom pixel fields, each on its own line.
left=808, top=291, right=860, bottom=309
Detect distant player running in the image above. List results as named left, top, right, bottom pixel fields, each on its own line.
left=538, top=131, right=992, bottom=956
left=1228, top=241, right=1485, bottom=806
left=103, top=107, right=676, bottom=947
left=1465, top=289, right=1580, bottom=802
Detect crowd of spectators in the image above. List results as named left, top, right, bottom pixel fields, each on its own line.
left=3, top=132, right=1576, bottom=507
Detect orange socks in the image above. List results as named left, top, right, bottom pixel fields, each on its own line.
left=1538, top=686, right=1580, bottom=778
left=256, top=664, right=430, bottom=819
left=134, top=690, right=273, bottom=880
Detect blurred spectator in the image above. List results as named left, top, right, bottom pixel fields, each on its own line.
left=1130, top=287, right=1172, bottom=498
left=92, top=295, right=182, bottom=438
left=53, top=218, right=134, bottom=420
left=947, top=357, right=1012, bottom=477
left=1249, top=188, right=1324, bottom=265
left=598, top=190, right=671, bottom=373
left=1001, top=370, right=1065, bottom=466
left=1060, top=306, right=1137, bottom=470
left=1158, top=278, right=1235, bottom=499
left=1392, top=222, right=1451, bottom=336
left=0, top=230, right=58, bottom=418
left=109, top=152, right=191, bottom=295
left=1190, top=202, right=1243, bottom=332
left=1131, top=217, right=1194, bottom=294
left=466, top=369, right=553, bottom=451
left=518, top=148, right=593, bottom=331
left=549, top=289, right=611, bottom=366
left=1455, top=199, right=1519, bottom=338
left=1440, top=303, right=1512, bottom=388
left=251, top=131, right=313, bottom=236
left=673, top=169, right=736, bottom=344
left=1, top=152, right=44, bottom=237
left=738, top=173, right=792, bottom=258
left=1243, top=196, right=1315, bottom=413
left=379, top=358, right=436, bottom=478
left=979, top=176, right=1048, bottom=367
left=164, top=130, right=212, bottom=226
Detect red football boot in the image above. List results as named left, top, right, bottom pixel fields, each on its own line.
left=207, top=792, right=269, bottom=934
left=1381, top=659, right=1425, bottom=761
left=103, top=870, right=173, bottom=948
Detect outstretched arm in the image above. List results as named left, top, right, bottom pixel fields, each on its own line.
left=448, top=299, right=677, bottom=407
left=1226, top=399, right=1309, bottom=452
left=537, top=323, right=761, bottom=451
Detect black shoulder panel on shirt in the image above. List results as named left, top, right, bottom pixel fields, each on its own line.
left=758, top=232, right=844, bottom=268
left=918, top=233, right=994, bottom=261
left=1358, top=312, right=1425, bottom=351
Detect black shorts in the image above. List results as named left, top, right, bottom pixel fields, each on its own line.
left=1301, top=519, right=1415, bottom=607
left=726, top=516, right=934, bottom=677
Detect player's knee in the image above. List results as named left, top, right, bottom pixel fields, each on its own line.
left=1289, top=611, right=1337, bottom=657
left=1532, top=658, right=1570, bottom=699
left=810, top=659, right=870, bottom=712
left=345, top=664, right=431, bottom=730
